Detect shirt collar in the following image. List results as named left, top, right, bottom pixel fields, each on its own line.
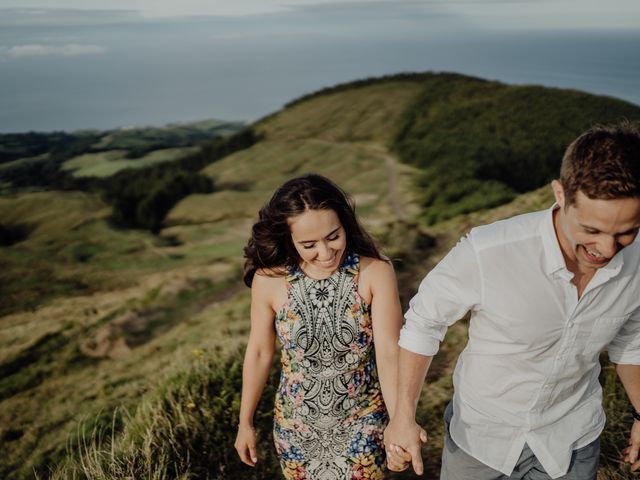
left=540, top=204, right=567, bottom=277
left=540, top=203, right=624, bottom=279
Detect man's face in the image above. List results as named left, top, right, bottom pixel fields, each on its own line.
left=552, top=181, right=640, bottom=273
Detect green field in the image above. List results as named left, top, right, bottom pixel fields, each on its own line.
left=62, top=147, right=199, bottom=178
left=1, top=73, right=638, bottom=479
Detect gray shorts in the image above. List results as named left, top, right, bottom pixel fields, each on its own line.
left=440, top=402, right=600, bottom=480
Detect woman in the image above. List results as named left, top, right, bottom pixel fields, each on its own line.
left=234, top=174, right=405, bottom=479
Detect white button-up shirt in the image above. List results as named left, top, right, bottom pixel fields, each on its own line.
left=399, top=205, right=640, bottom=478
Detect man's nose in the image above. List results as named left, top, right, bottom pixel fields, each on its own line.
left=599, top=236, right=619, bottom=258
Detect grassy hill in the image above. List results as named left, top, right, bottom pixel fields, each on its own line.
left=0, top=73, right=638, bottom=479
left=0, top=120, right=243, bottom=194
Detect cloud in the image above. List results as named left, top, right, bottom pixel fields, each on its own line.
left=0, top=43, right=108, bottom=60
left=0, top=8, right=141, bottom=26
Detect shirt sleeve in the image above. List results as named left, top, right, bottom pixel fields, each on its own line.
left=399, top=233, right=482, bottom=356
left=607, top=308, right=640, bottom=365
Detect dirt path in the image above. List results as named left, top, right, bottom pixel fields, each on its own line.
left=309, top=139, right=409, bottom=223
left=374, top=146, right=408, bottom=222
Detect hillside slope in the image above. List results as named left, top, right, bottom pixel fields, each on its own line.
left=0, top=72, right=638, bottom=479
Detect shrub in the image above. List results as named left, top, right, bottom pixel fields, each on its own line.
left=53, top=353, right=283, bottom=480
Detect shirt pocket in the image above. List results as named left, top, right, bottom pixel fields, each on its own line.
left=586, top=314, right=631, bottom=353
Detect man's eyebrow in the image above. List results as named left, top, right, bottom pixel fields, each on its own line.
left=579, top=224, right=600, bottom=232
left=579, top=223, right=640, bottom=235
left=297, top=227, right=341, bottom=244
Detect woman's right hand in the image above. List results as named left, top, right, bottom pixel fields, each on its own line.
left=235, top=423, right=258, bottom=467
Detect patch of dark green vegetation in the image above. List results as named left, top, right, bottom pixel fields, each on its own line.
left=94, top=121, right=244, bottom=159
left=0, top=223, right=34, bottom=246
left=100, top=127, right=259, bottom=233
left=0, top=131, right=101, bottom=192
left=0, top=131, right=89, bottom=164
left=0, top=332, right=72, bottom=401
left=68, top=242, right=108, bottom=263
left=0, top=120, right=244, bottom=194
left=103, top=169, right=213, bottom=233
left=0, top=255, right=93, bottom=316
left=392, top=73, right=640, bottom=223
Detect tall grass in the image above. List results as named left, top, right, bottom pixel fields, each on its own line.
left=52, top=353, right=282, bottom=480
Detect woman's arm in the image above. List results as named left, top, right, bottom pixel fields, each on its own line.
left=234, top=273, right=278, bottom=467
left=365, top=258, right=403, bottom=418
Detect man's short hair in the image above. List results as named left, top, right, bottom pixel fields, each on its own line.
left=560, top=122, right=640, bottom=206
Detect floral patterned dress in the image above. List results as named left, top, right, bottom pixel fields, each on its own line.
left=273, top=252, right=388, bottom=480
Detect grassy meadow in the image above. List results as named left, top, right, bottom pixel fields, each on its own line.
left=1, top=73, right=639, bottom=479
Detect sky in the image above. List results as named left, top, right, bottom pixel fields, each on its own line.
left=0, top=0, right=638, bottom=132
left=0, top=0, right=639, bottom=28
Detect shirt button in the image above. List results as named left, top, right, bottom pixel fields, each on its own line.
left=568, top=322, right=575, bottom=328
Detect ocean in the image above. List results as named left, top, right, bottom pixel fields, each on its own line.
left=1, top=8, right=639, bottom=133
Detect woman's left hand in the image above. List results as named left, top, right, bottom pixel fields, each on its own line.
left=386, top=443, right=412, bottom=472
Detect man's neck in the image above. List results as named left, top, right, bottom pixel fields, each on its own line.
left=552, top=207, right=596, bottom=297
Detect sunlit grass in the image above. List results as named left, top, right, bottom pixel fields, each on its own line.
left=62, top=147, right=199, bottom=178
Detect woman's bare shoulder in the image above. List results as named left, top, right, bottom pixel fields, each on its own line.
left=252, top=267, right=288, bottom=308
left=359, top=256, right=394, bottom=276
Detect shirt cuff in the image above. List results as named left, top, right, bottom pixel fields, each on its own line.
left=607, top=348, right=640, bottom=365
left=398, top=327, right=440, bottom=357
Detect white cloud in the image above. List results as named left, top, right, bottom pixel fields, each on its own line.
left=0, top=43, right=107, bottom=60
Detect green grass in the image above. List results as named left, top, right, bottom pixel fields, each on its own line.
left=62, top=147, right=199, bottom=178
left=392, top=74, right=640, bottom=223
left=0, top=152, right=50, bottom=172
left=257, top=80, right=424, bottom=144
left=49, top=354, right=282, bottom=480
left=2, top=72, right=639, bottom=480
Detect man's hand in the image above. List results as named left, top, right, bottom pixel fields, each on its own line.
left=622, top=419, right=640, bottom=472
left=384, top=417, right=428, bottom=475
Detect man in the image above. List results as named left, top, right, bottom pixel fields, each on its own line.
left=384, top=124, right=640, bottom=479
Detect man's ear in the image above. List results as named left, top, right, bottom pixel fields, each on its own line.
left=551, top=180, right=565, bottom=209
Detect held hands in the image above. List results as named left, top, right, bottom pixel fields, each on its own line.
left=235, top=423, right=258, bottom=467
left=384, top=418, right=428, bottom=475
left=622, top=419, right=640, bottom=472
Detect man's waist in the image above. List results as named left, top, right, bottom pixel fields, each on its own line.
left=453, top=386, right=603, bottom=431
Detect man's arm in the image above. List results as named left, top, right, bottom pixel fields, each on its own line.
left=384, top=348, right=432, bottom=475
left=615, top=363, right=640, bottom=471
left=385, top=234, right=482, bottom=475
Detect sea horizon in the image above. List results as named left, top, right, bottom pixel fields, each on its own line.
left=1, top=6, right=639, bottom=134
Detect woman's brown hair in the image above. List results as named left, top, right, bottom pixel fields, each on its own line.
left=243, top=174, right=383, bottom=287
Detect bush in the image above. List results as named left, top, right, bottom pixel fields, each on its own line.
left=53, top=354, right=283, bottom=480
left=100, top=128, right=259, bottom=233
left=393, top=76, right=640, bottom=223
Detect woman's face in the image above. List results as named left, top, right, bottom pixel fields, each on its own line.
left=288, top=208, right=347, bottom=279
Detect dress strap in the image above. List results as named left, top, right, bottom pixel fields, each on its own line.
left=341, top=252, right=360, bottom=278
left=285, top=263, right=304, bottom=284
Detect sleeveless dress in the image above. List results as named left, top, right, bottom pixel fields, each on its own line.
left=273, top=252, right=388, bottom=480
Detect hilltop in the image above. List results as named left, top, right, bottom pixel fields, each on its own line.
left=0, top=72, right=638, bottom=479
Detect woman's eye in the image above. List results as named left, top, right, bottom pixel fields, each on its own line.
left=328, top=235, right=339, bottom=241
left=303, top=244, right=315, bottom=250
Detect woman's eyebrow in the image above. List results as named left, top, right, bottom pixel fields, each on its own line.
left=298, top=227, right=341, bottom=244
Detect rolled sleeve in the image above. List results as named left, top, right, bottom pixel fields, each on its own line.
left=608, top=309, right=640, bottom=365
left=399, top=233, right=482, bottom=356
